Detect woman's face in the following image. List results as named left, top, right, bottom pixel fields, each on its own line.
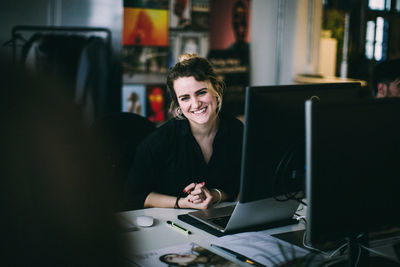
left=174, top=76, right=218, bottom=127
left=163, top=253, right=197, bottom=265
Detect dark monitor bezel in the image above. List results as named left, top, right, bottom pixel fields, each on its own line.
left=305, top=98, right=400, bottom=246
left=239, top=82, right=367, bottom=204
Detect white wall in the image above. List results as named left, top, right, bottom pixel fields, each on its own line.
left=250, top=0, right=322, bottom=86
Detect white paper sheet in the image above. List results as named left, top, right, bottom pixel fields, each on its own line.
left=210, top=231, right=309, bottom=266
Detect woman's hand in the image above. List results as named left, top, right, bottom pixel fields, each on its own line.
left=181, top=182, right=213, bottom=210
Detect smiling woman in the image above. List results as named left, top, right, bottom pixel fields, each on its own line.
left=126, top=53, right=244, bottom=210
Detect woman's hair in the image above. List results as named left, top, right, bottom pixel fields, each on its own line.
left=159, top=253, right=195, bottom=267
left=166, top=53, right=224, bottom=119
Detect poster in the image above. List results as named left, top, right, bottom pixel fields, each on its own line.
left=208, top=0, right=251, bottom=116
left=122, top=84, right=146, bottom=116
left=191, top=0, right=210, bottom=31
left=169, top=31, right=209, bottom=66
left=169, top=0, right=192, bottom=30
left=123, top=7, right=168, bottom=46
left=146, top=84, right=170, bottom=124
left=122, top=46, right=169, bottom=74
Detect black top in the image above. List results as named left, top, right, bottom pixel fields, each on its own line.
left=126, top=114, right=244, bottom=209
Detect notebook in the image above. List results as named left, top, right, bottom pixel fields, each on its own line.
left=182, top=195, right=300, bottom=234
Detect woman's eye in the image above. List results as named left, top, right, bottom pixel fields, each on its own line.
left=180, top=97, right=189, bottom=101
left=198, top=90, right=206, bottom=95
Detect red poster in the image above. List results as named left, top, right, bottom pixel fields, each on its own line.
left=123, top=7, right=168, bottom=46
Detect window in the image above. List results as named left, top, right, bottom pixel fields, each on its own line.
left=368, top=0, right=390, bottom=11
left=364, top=17, right=387, bottom=61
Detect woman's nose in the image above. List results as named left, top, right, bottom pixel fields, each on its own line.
left=191, top=97, right=201, bottom=108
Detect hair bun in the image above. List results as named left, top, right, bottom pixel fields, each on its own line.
left=178, top=53, right=198, bottom=63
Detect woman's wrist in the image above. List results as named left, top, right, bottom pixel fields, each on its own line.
left=211, top=188, right=222, bottom=205
left=174, top=196, right=181, bottom=209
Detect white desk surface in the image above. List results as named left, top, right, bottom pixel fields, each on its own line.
left=118, top=206, right=400, bottom=266
left=118, top=205, right=306, bottom=258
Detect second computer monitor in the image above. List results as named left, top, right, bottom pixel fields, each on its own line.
left=239, top=82, right=367, bottom=203
left=305, top=98, right=400, bottom=246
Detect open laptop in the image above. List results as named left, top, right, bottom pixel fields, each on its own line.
left=180, top=83, right=366, bottom=234
left=186, top=196, right=300, bottom=233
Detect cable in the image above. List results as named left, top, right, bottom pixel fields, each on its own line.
left=302, top=229, right=330, bottom=255
left=354, top=243, right=361, bottom=267
left=302, top=227, right=350, bottom=260
left=328, top=243, right=348, bottom=258
left=272, top=137, right=306, bottom=204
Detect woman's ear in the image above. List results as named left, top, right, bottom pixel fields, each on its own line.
left=376, top=82, right=387, bottom=98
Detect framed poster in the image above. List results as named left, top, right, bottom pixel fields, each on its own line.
left=123, top=7, right=169, bottom=46
left=122, top=84, right=146, bottom=116
left=169, top=0, right=192, bottom=30
left=191, top=0, right=210, bottom=31
left=169, top=31, right=209, bottom=66
left=122, top=46, right=169, bottom=74
left=146, top=84, right=170, bottom=124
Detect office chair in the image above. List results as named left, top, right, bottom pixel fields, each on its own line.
left=91, top=112, right=156, bottom=211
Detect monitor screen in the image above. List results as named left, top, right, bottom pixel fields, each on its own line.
left=239, top=82, right=368, bottom=203
left=305, top=98, right=400, bottom=247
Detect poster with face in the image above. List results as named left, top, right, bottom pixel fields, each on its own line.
left=207, top=0, right=251, bottom=117
left=130, top=242, right=238, bottom=266
left=123, top=7, right=168, bottom=46
left=122, top=0, right=169, bottom=74
left=146, top=84, right=170, bottom=124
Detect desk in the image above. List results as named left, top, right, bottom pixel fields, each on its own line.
left=118, top=206, right=307, bottom=266
left=118, top=206, right=400, bottom=266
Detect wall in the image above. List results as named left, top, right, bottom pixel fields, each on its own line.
left=0, top=0, right=322, bottom=86
left=250, top=0, right=322, bottom=86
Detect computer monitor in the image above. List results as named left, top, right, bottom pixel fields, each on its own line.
left=239, top=82, right=368, bottom=203
left=305, top=98, right=400, bottom=265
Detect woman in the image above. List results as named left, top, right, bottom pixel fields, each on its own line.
left=126, top=53, right=243, bottom=210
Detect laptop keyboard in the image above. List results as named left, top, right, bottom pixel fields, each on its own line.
left=209, top=215, right=231, bottom=228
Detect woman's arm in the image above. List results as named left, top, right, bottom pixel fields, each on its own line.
left=144, top=185, right=217, bottom=210
left=143, top=192, right=178, bottom=208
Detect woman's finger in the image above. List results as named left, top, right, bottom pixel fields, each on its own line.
left=183, top=182, right=197, bottom=194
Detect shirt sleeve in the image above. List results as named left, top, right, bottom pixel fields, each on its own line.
left=125, top=140, right=158, bottom=210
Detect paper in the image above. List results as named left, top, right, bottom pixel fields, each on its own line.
left=211, top=231, right=309, bottom=266
left=128, top=242, right=239, bottom=267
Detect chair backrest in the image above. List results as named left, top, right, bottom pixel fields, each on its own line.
left=91, top=112, right=156, bottom=211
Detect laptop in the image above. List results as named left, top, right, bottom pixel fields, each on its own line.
left=185, top=196, right=300, bottom=233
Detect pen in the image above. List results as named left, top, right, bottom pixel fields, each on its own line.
left=166, top=220, right=192, bottom=235
left=210, top=244, right=266, bottom=267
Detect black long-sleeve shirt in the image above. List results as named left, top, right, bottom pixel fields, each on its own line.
left=126, top=113, right=244, bottom=209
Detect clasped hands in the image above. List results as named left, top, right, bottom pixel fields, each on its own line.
left=181, top=182, right=214, bottom=210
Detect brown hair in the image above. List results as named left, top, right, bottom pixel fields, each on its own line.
left=166, top=53, right=224, bottom=119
